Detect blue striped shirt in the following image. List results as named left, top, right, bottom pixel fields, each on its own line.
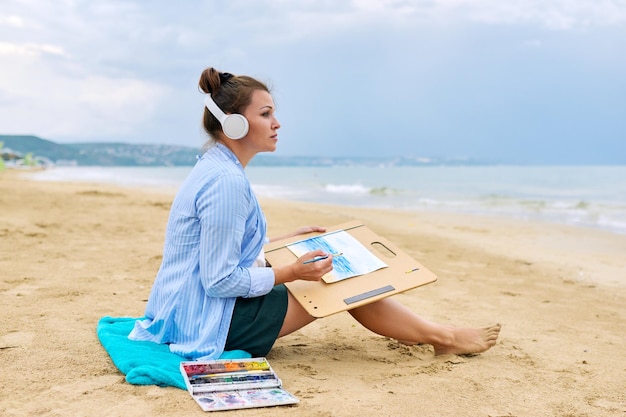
left=128, top=143, right=275, bottom=359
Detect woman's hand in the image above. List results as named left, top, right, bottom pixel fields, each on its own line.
left=273, top=249, right=334, bottom=285
left=269, top=225, right=327, bottom=243
left=292, top=225, right=326, bottom=236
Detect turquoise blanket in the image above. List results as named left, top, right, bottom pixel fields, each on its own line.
left=96, top=316, right=251, bottom=390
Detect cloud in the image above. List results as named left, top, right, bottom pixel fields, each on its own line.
left=0, top=48, right=171, bottom=139
left=0, top=0, right=624, bottom=162
left=0, top=1, right=180, bottom=140
left=0, top=41, right=67, bottom=57
left=447, top=0, right=626, bottom=30
left=0, top=15, right=25, bottom=27
left=235, top=0, right=626, bottom=34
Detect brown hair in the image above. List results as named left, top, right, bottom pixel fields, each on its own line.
left=198, top=67, right=270, bottom=141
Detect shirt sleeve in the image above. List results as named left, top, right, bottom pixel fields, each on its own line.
left=196, top=173, right=274, bottom=298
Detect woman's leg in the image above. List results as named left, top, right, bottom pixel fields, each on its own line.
left=277, top=291, right=317, bottom=337
left=348, top=297, right=501, bottom=355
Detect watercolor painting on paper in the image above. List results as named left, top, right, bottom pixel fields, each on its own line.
left=286, top=230, right=388, bottom=283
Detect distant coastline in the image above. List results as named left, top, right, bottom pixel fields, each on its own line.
left=2, top=134, right=502, bottom=168
left=1, top=135, right=198, bottom=168
left=3, top=134, right=625, bottom=168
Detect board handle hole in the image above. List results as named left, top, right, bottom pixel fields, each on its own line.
left=371, top=241, right=396, bottom=258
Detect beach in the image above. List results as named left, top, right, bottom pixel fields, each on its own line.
left=1, top=169, right=625, bottom=417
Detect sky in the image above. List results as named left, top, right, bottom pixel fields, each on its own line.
left=1, top=0, right=625, bottom=164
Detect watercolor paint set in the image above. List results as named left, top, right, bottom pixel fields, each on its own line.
left=180, top=357, right=299, bottom=412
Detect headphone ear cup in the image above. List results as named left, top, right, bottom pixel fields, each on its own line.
left=222, top=114, right=249, bottom=140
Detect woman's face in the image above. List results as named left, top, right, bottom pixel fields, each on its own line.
left=242, top=89, right=280, bottom=153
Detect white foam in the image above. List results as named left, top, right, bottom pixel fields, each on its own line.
left=324, top=184, right=370, bottom=194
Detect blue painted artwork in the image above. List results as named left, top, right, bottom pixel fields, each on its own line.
left=287, top=230, right=388, bottom=283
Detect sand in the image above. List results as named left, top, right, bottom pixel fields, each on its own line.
left=1, top=169, right=625, bottom=417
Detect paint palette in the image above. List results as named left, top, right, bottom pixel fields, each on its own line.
left=180, top=358, right=299, bottom=412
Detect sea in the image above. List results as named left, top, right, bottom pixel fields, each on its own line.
left=27, top=165, right=626, bottom=235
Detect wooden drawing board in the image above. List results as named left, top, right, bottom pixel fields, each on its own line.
left=264, top=220, right=437, bottom=317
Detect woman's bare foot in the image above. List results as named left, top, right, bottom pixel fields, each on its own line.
left=433, top=324, right=502, bottom=356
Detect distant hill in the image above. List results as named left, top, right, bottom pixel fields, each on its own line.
left=1, top=134, right=495, bottom=167
left=0, top=135, right=199, bottom=166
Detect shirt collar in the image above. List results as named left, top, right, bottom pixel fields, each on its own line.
left=214, top=142, right=243, bottom=168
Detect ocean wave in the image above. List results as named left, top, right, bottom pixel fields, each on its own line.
left=324, top=183, right=370, bottom=195
left=26, top=165, right=626, bottom=235
left=597, top=215, right=626, bottom=234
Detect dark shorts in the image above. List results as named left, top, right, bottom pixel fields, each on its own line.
left=224, top=284, right=288, bottom=357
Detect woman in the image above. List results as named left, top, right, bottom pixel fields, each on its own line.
left=129, top=67, right=501, bottom=360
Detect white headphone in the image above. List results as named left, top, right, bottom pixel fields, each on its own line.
left=204, top=94, right=249, bottom=140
